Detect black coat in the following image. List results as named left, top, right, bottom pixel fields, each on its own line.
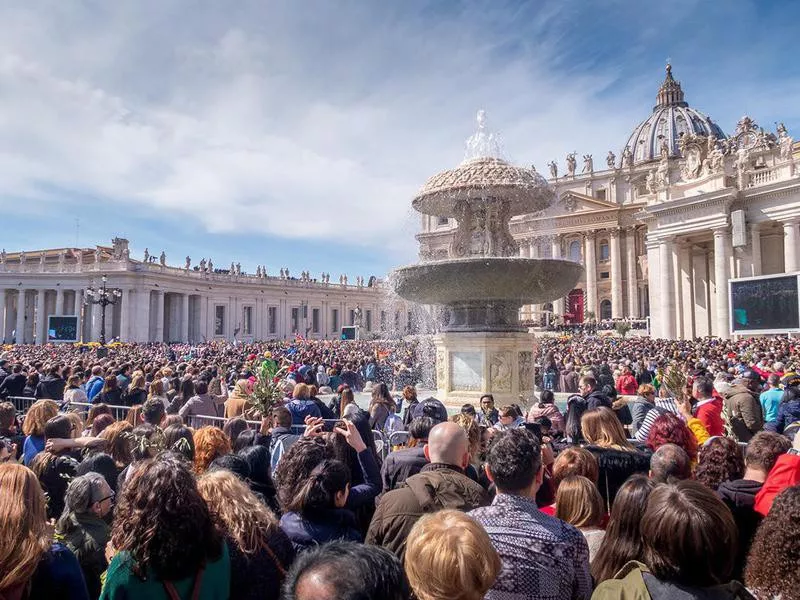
left=585, top=389, right=612, bottom=410
left=584, top=445, right=652, bottom=510
left=279, top=509, right=362, bottom=553
left=0, top=373, right=27, bottom=398
left=35, top=375, right=66, bottom=401
left=717, top=478, right=763, bottom=580
left=380, top=446, right=427, bottom=494
left=38, top=455, right=79, bottom=520
left=227, top=531, right=295, bottom=600
left=123, top=387, right=147, bottom=406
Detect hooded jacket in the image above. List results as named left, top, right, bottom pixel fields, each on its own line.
left=764, top=389, right=800, bottom=435
left=717, top=478, right=763, bottom=580
left=722, top=384, right=763, bottom=442
left=585, top=389, right=612, bottom=410
left=279, top=508, right=362, bottom=553
left=366, top=463, right=490, bottom=560
left=35, top=374, right=66, bottom=402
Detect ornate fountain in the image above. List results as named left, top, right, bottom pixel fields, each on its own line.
left=392, top=111, right=583, bottom=405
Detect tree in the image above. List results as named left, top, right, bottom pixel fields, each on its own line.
left=615, top=321, right=632, bottom=339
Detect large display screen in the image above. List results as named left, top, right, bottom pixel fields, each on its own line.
left=730, top=275, right=800, bottom=333
left=47, top=316, right=79, bottom=342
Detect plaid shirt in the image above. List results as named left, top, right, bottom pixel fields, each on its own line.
left=469, top=493, right=592, bottom=600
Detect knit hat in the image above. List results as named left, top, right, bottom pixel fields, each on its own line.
left=781, top=371, right=800, bottom=387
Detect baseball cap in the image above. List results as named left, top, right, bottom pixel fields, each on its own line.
left=412, top=397, right=449, bottom=424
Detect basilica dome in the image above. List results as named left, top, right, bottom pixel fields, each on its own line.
left=623, top=65, right=726, bottom=164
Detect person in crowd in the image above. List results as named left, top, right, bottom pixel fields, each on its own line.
left=555, top=475, right=606, bottom=562
left=179, top=379, right=228, bottom=419
left=287, top=383, right=322, bottom=425
left=97, top=376, right=123, bottom=406
left=63, top=375, right=89, bottom=407
left=590, top=475, right=656, bottom=584
left=560, top=363, right=580, bottom=394
left=124, top=405, right=144, bottom=427
left=367, top=422, right=490, bottom=560
left=140, top=397, right=166, bottom=428
left=166, top=377, right=195, bottom=415
left=759, top=372, right=783, bottom=424
left=22, top=372, right=40, bottom=398
left=469, top=428, right=591, bottom=600
left=75, top=452, right=121, bottom=495
left=224, top=379, right=251, bottom=419
left=745, top=485, right=800, bottom=598
left=615, top=366, right=638, bottom=396
left=648, top=443, right=691, bottom=484
left=56, top=473, right=114, bottom=599
left=101, top=454, right=230, bottom=598
left=0, top=363, right=27, bottom=399
left=562, top=394, right=589, bottom=445
left=30, top=415, right=80, bottom=520
left=527, top=389, right=565, bottom=434
left=717, top=431, right=792, bottom=580
left=404, top=509, right=501, bottom=600
left=197, top=470, right=294, bottom=600
left=85, top=367, right=105, bottom=403
left=22, top=398, right=59, bottom=465
left=0, top=401, right=25, bottom=460
left=222, top=417, right=248, bottom=445
left=368, top=382, right=397, bottom=432
left=88, top=413, right=114, bottom=437
left=579, top=375, right=611, bottom=410
left=645, top=412, right=698, bottom=464
left=281, top=541, right=411, bottom=600
left=629, top=384, right=657, bottom=436
left=494, top=405, right=525, bottom=431
left=694, top=436, right=744, bottom=491
left=722, top=371, right=764, bottom=442
left=540, top=446, right=600, bottom=515
left=193, top=425, right=232, bottom=474
left=238, top=444, right=281, bottom=514
left=381, top=416, right=434, bottom=494
left=83, top=404, right=112, bottom=436
left=335, top=387, right=357, bottom=419
left=35, top=365, right=66, bottom=402
left=163, top=424, right=196, bottom=462
left=0, top=463, right=89, bottom=600
left=97, top=421, right=133, bottom=486
left=691, top=376, right=724, bottom=437
left=122, top=373, right=147, bottom=407
left=268, top=406, right=301, bottom=474
left=581, top=407, right=651, bottom=508
left=478, top=394, right=499, bottom=426
left=765, top=372, right=800, bottom=435
left=147, top=379, right=169, bottom=410
left=115, top=365, right=132, bottom=393
left=401, top=385, right=419, bottom=428
left=593, top=480, right=745, bottom=598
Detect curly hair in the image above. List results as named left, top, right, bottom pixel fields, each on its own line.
left=694, top=437, right=744, bottom=491
left=745, top=486, right=800, bottom=598
left=273, top=437, right=330, bottom=511
left=21, top=400, right=58, bottom=437
left=111, top=454, right=222, bottom=580
left=193, top=426, right=232, bottom=473
left=450, top=413, right=481, bottom=459
left=100, top=421, right=133, bottom=467
left=645, top=412, right=697, bottom=461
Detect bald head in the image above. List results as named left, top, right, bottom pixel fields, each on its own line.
left=425, top=422, right=469, bottom=469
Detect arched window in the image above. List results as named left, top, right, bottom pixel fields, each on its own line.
left=569, top=240, right=581, bottom=263
left=599, top=240, right=610, bottom=261
left=600, top=299, right=612, bottom=320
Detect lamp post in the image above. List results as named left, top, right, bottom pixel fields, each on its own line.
left=84, top=274, right=122, bottom=345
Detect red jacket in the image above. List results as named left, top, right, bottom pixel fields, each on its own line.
left=754, top=453, right=800, bottom=516
left=694, top=397, right=724, bottom=437
left=616, top=374, right=637, bottom=396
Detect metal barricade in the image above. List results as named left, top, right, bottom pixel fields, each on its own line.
left=389, top=431, right=411, bottom=449
left=373, top=430, right=389, bottom=459
left=186, top=414, right=229, bottom=430
left=8, top=396, right=37, bottom=415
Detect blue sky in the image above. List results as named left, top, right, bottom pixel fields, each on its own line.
left=2, top=0, right=799, bottom=279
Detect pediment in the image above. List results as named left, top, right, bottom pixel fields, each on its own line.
left=557, top=191, right=619, bottom=212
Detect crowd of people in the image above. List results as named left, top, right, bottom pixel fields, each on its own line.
left=0, top=334, right=799, bottom=599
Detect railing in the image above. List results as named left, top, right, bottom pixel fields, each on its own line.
left=748, top=167, right=779, bottom=188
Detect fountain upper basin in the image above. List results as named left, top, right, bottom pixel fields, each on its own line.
left=391, top=257, right=583, bottom=306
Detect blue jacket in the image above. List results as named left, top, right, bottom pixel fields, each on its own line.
left=86, top=376, right=105, bottom=402
left=765, top=398, right=800, bottom=435
left=279, top=509, right=362, bottom=553
left=286, top=399, right=321, bottom=425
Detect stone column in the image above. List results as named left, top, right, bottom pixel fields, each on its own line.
left=119, top=288, right=131, bottom=342
left=584, top=232, right=598, bottom=318
left=750, top=223, right=762, bottom=276
left=551, top=236, right=565, bottom=316
left=519, top=242, right=529, bottom=258
left=610, top=229, right=623, bottom=318
left=0, top=290, right=6, bottom=343
left=15, top=290, right=26, bottom=344
left=659, top=238, right=675, bottom=339
left=154, top=291, right=165, bottom=342
left=181, top=293, right=190, bottom=342
left=529, top=239, right=539, bottom=259
left=36, top=289, right=47, bottom=344
left=199, top=296, right=208, bottom=341
left=783, top=219, right=800, bottom=273
left=714, top=227, right=732, bottom=339
left=55, top=288, right=65, bottom=316
left=679, top=243, right=694, bottom=339
left=626, top=228, right=639, bottom=317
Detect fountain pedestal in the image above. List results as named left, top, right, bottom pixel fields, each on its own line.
left=434, top=331, right=534, bottom=407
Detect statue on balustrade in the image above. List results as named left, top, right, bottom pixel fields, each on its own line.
left=207, top=259, right=213, bottom=272
left=566, top=153, right=577, bottom=177
left=199, top=258, right=206, bottom=272
left=621, top=145, right=633, bottom=168
left=547, top=160, right=558, bottom=178
left=144, top=248, right=149, bottom=262
left=606, top=151, right=616, bottom=169
left=19, top=251, right=26, bottom=266
left=185, top=256, right=191, bottom=270
left=159, top=251, right=166, bottom=266
left=235, top=263, right=241, bottom=275
left=582, top=154, right=593, bottom=174
left=0, top=249, right=5, bottom=264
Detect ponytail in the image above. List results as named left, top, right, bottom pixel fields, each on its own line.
left=286, top=459, right=350, bottom=514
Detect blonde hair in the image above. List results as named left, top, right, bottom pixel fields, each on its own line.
left=292, top=383, right=310, bottom=399
left=581, top=407, right=634, bottom=451
left=21, top=400, right=58, bottom=437
left=0, top=464, right=50, bottom=592
left=148, top=379, right=165, bottom=398
left=130, top=373, right=145, bottom=390
left=449, top=413, right=481, bottom=458
left=404, top=509, right=500, bottom=600
left=555, top=475, right=604, bottom=528
left=65, top=412, right=84, bottom=439
left=197, top=471, right=285, bottom=571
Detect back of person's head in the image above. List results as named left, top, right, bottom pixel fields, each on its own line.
left=411, top=398, right=448, bottom=424
left=141, top=398, right=165, bottom=426
left=193, top=426, right=231, bottom=473
left=75, top=453, right=120, bottom=492
left=90, top=413, right=115, bottom=437
left=649, top=443, right=692, bottom=484
left=744, top=431, right=791, bottom=474
left=130, top=373, right=145, bottom=390
left=745, top=485, right=800, bottom=597
left=646, top=412, right=698, bottom=461
left=425, top=422, right=470, bottom=469
left=564, top=396, right=588, bottom=442
left=238, top=444, right=273, bottom=487
left=282, top=541, right=411, bottom=600
left=208, top=454, right=251, bottom=481
left=222, top=417, right=248, bottom=442
left=591, top=474, right=657, bottom=583
left=552, top=446, right=599, bottom=490
left=272, top=406, right=293, bottom=429
left=44, top=415, right=73, bottom=441
left=402, top=385, right=417, bottom=402
left=404, top=510, right=500, bottom=600
left=695, top=436, right=744, bottom=492
left=102, top=375, right=118, bottom=392
left=100, top=421, right=134, bottom=466
left=194, top=380, right=209, bottom=395
left=0, top=463, right=49, bottom=592
left=293, top=383, right=310, bottom=400
left=579, top=374, right=597, bottom=391
left=460, top=403, right=477, bottom=417
left=581, top=407, right=632, bottom=450
left=408, top=417, right=435, bottom=443
left=692, top=376, right=714, bottom=398
left=642, top=480, right=737, bottom=587
left=274, top=438, right=329, bottom=511
left=555, top=475, right=604, bottom=528
left=22, top=399, right=58, bottom=437
left=0, top=402, right=16, bottom=430
left=539, top=389, right=555, bottom=406
left=130, top=423, right=166, bottom=462
left=287, top=459, right=350, bottom=514
left=485, top=428, right=542, bottom=494
left=767, top=372, right=781, bottom=387
left=112, top=454, right=221, bottom=580
left=57, top=472, right=109, bottom=528
left=498, top=405, right=517, bottom=419
left=86, top=403, right=112, bottom=427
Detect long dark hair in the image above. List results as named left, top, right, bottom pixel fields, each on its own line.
left=111, top=454, right=221, bottom=580
left=565, top=396, right=587, bottom=443
left=590, top=475, right=656, bottom=583
left=274, top=438, right=329, bottom=511
left=285, top=459, right=350, bottom=515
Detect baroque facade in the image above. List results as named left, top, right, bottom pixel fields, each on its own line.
left=418, top=65, right=800, bottom=339
left=0, top=238, right=407, bottom=343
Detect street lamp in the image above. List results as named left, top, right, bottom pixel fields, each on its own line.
left=84, top=274, right=122, bottom=345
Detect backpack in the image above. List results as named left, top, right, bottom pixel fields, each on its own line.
left=269, top=433, right=299, bottom=475
left=382, top=412, right=403, bottom=436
